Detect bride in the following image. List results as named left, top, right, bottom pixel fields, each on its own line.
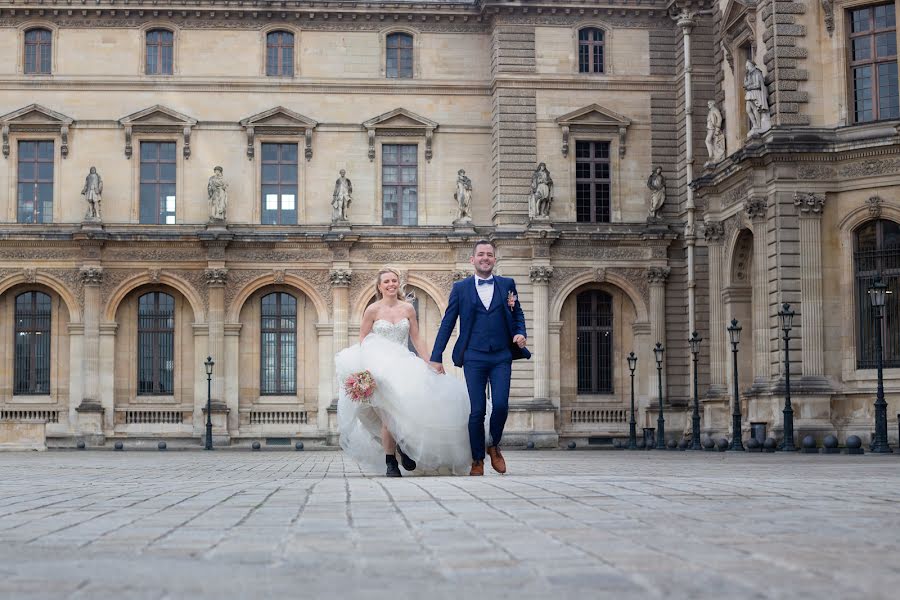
left=335, top=267, right=472, bottom=476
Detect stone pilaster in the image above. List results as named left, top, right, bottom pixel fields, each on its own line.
left=746, top=197, right=770, bottom=382
left=529, top=266, right=553, bottom=402
left=204, top=268, right=228, bottom=404
left=330, top=270, right=352, bottom=354
left=703, top=221, right=727, bottom=396
left=223, top=323, right=242, bottom=433
left=794, top=192, right=826, bottom=377
left=646, top=267, right=670, bottom=406
left=76, top=267, right=104, bottom=437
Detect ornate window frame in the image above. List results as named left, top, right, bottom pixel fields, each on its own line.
left=572, top=23, right=612, bottom=75
left=380, top=27, right=420, bottom=79
left=260, top=25, right=300, bottom=78
left=18, top=22, right=57, bottom=76
left=140, top=23, right=179, bottom=77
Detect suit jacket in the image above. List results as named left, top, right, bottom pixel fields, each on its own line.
left=430, top=275, right=531, bottom=367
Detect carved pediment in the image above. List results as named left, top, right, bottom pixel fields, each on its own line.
left=363, top=108, right=438, bottom=161
left=239, top=107, right=318, bottom=161
left=0, top=104, right=74, bottom=159
left=118, top=105, right=197, bottom=159
left=555, top=104, right=631, bottom=158
left=721, top=0, right=757, bottom=69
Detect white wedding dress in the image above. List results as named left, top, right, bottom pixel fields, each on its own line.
left=335, top=318, right=473, bottom=475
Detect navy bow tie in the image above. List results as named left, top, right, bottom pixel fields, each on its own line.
left=477, top=278, right=494, bottom=286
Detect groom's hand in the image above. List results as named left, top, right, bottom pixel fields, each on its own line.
left=513, top=335, right=527, bottom=348
left=429, top=361, right=445, bottom=374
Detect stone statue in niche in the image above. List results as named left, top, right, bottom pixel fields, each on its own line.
left=744, top=60, right=771, bottom=137
left=705, top=100, right=726, bottom=166
left=529, top=162, right=553, bottom=219
left=453, top=169, right=473, bottom=224
left=81, top=166, right=103, bottom=221
left=332, top=169, right=352, bottom=222
left=207, top=166, right=228, bottom=222
left=646, top=166, right=666, bottom=220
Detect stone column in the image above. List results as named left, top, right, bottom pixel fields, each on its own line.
left=223, top=323, right=242, bottom=433
left=529, top=266, right=553, bottom=402
left=76, top=267, right=104, bottom=437
left=703, top=221, right=727, bottom=396
left=746, top=197, right=770, bottom=382
left=330, top=270, right=352, bottom=355
left=204, top=268, right=228, bottom=402
left=645, top=267, right=670, bottom=407
left=98, top=323, right=117, bottom=431
left=794, top=192, right=826, bottom=377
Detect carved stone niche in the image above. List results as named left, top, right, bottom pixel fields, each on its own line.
left=0, top=104, right=74, bottom=159
left=118, top=105, right=198, bottom=160
left=555, top=104, right=631, bottom=159
left=721, top=0, right=758, bottom=72
left=362, top=108, right=438, bottom=162
left=239, top=106, right=318, bottom=161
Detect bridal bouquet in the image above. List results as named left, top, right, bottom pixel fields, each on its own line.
left=344, top=370, right=376, bottom=403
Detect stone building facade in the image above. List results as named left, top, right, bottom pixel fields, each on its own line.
left=0, top=0, right=898, bottom=449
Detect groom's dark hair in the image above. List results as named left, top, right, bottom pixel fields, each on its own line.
left=471, top=239, right=496, bottom=255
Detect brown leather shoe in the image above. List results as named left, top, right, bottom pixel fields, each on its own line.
left=486, top=446, right=507, bottom=474
left=469, top=460, right=484, bottom=476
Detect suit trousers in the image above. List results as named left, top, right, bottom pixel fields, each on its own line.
left=463, top=348, right=512, bottom=461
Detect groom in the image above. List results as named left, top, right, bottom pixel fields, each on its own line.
left=430, top=240, right=530, bottom=476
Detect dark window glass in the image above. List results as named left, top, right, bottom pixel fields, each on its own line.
left=854, top=219, right=900, bottom=369
left=14, top=292, right=51, bottom=395
left=24, top=28, right=52, bottom=74
left=578, top=28, right=604, bottom=74
left=260, top=293, right=297, bottom=395
left=575, top=140, right=611, bottom=223
left=382, top=144, right=417, bottom=225
left=137, top=292, right=175, bottom=395
left=139, top=142, right=176, bottom=224
left=146, top=29, right=174, bottom=75
left=17, top=141, right=54, bottom=224
left=849, top=4, right=898, bottom=122
left=386, top=33, right=413, bottom=78
left=261, top=143, right=298, bottom=225
left=266, top=31, right=294, bottom=76
left=576, top=291, right=613, bottom=393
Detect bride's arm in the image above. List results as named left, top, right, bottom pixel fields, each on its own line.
left=359, top=305, right=376, bottom=343
left=406, top=304, right=430, bottom=361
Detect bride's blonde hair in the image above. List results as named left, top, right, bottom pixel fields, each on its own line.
left=374, top=266, right=406, bottom=301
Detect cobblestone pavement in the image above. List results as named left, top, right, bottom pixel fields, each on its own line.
left=0, top=450, right=897, bottom=599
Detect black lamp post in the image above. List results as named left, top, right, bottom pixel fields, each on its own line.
left=627, top=352, right=637, bottom=450
left=204, top=356, right=214, bottom=451
left=727, top=319, right=745, bottom=451
left=868, top=278, right=893, bottom=453
left=653, top=342, right=666, bottom=449
left=777, top=303, right=796, bottom=452
left=689, top=331, right=702, bottom=450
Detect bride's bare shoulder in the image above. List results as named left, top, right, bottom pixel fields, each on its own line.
left=363, top=302, right=381, bottom=318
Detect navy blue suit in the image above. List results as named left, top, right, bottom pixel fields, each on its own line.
left=430, top=275, right=530, bottom=461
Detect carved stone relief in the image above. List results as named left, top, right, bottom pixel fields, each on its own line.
left=349, top=270, right=378, bottom=309
left=79, top=266, right=104, bottom=285
left=798, top=158, right=900, bottom=180
left=793, top=192, right=825, bottom=216
left=529, top=266, right=554, bottom=284
left=644, top=267, right=671, bottom=286
left=744, top=197, right=768, bottom=220
left=549, top=267, right=650, bottom=313
left=703, top=220, right=725, bottom=244
left=550, top=245, right=650, bottom=260
left=204, top=268, right=229, bottom=286
left=867, top=196, right=883, bottom=219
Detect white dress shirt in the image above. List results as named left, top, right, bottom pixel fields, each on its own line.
left=474, top=275, right=494, bottom=309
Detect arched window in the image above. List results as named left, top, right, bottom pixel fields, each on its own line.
left=146, top=29, right=174, bottom=75
left=266, top=31, right=294, bottom=76
left=386, top=32, right=413, bottom=79
left=854, top=219, right=900, bottom=368
left=260, top=293, right=297, bottom=395
left=138, top=292, right=175, bottom=395
left=24, top=28, right=52, bottom=74
left=14, top=291, right=51, bottom=395
left=576, top=290, right=613, bottom=393
left=578, top=28, right=605, bottom=74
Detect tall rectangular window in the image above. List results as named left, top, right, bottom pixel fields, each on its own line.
left=14, top=292, right=51, bottom=395
left=849, top=3, right=899, bottom=123
left=578, top=28, right=604, bottom=74
left=17, top=140, right=54, bottom=224
left=386, top=33, right=413, bottom=78
left=138, top=292, right=175, bottom=395
left=139, top=142, right=176, bottom=224
left=575, top=140, right=611, bottom=223
left=146, top=29, right=174, bottom=75
left=382, top=144, right=417, bottom=225
left=854, top=219, right=900, bottom=368
left=576, top=291, right=613, bottom=394
left=260, top=293, right=297, bottom=395
left=261, top=143, right=298, bottom=225
left=266, top=31, right=294, bottom=77
left=24, top=28, right=52, bottom=74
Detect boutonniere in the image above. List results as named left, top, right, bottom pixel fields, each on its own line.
left=507, top=291, right=517, bottom=312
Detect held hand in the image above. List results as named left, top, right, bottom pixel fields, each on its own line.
left=429, top=361, right=446, bottom=374
left=513, top=335, right=527, bottom=348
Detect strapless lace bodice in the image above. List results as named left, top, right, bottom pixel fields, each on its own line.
left=371, top=318, right=410, bottom=346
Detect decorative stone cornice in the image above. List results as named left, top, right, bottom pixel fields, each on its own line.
left=529, top=266, right=553, bottom=284
left=118, top=105, right=197, bottom=160
left=702, top=220, right=724, bottom=244
left=79, top=266, right=103, bottom=285
left=867, top=196, right=883, bottom=219
left=363, top=108, right=437, bottom=162
left=0, top=104, right=74, bottom=159
left=204, top=268, right=228, bottom=286
left=793, top=192, right=825, bottom=217
left=239, top=107, right=318, bottom=161
left=330, top=269, right=352, bottom=287
left=744, top=197, right=768, bottom=221
left=645, top=267, right=670, bottom=285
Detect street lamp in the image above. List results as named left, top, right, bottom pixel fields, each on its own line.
left=727, top=319, right=745, bottom=451
left=868, top=278, right=893, bottom=453
left=204, top=356, right=214, bottom=451
left=777, top=303, right=796, bottom=451
left=688, top=331, right=702, bottom=450
left=653, top=342, right=666, bottom=449
left=627, top=352, right=637, bottom=450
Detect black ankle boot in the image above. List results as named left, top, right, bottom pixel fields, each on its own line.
left=397, top=446, right=417, bottom=471
left=385, top=454, right=402, bottom=477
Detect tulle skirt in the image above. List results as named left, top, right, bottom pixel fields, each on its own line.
left=335, top=335, right=473, bottom=475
